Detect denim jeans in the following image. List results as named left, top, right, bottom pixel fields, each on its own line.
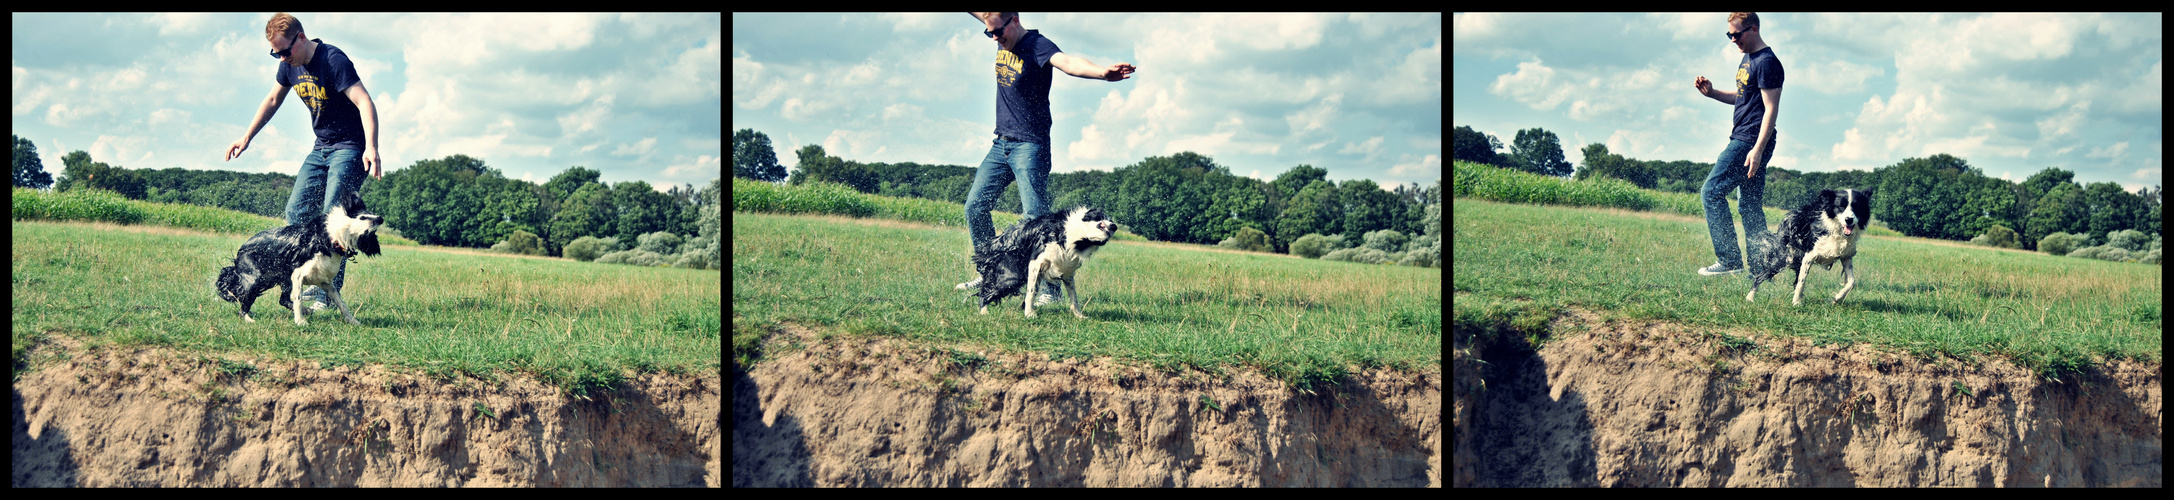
left=282, top=147, right=368, bottom=304
left=1699, top=139, right=1767, bottom=270
left=962, top=136, right=1053, bottom=248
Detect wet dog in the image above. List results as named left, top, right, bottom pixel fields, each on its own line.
left=971, top=206, right=1116, bottom=318
left=1747, top=189, right=1871, bottom=305
left=215, top=192, right=383, bottom=325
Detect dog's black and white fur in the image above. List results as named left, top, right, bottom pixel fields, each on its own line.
left=215, top=192, right=383, bottom=325
left=1748, top=188, right=1871, bottom=305
left=972, top=206, right=1116, bottom=318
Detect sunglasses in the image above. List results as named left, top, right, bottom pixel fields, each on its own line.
left=983, top=15, right=1014, bottom=39
left=1727, top=29, right=1748, bottom=41
left=269, top=32, right=301, bottom=59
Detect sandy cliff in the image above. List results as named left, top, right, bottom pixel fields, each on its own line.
left=734, top=326, right=1441, bottom=487
left=12, top=342, right=720, bottom=487
left=1453, top=308, right=2161, bottom=487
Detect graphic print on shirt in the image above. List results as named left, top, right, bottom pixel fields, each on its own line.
left=1736, top=63, right=1750, bottom=96
left=996, top=50, right=1022, bottom=88
left=292, top=73, right=333, bottom=125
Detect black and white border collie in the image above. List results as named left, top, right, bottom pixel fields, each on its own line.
left=215, top=192, right=383, bottom=325
left=972, top=206, right=1117, bottom=318
left=1748, top=188, right=1871, bottom=305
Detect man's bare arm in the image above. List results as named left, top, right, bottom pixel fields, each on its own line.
left=1049, top=52, right=1135, bottom=81
left=344, top=81, right=378, bottom=152
left=1708, top=88, right=1737, bottom=104
left=1745, top=86, right=1782, bottom=175
left=226, top=84, right=290, bottom=161
left=342, top=81, right=384, bottom=176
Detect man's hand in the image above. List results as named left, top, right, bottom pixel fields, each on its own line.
left=362, top=148, right=382, bottom=178
left=225, top=137, right=250, bottom=161
left=1693, top=76, right=1712, bottom=97
left=1103, top=63, right=1135, bottom=82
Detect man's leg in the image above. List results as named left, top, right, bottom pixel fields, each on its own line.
left=959, top=138, right=1019, bottom=291
left=318, top=149, right=367, bottom=306
left=283, top=149, right=335, bottom=310
left=1698, top=139, right=1756, bottom=273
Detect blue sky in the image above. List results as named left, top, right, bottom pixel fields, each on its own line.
left=11, top=12, right=722, bottom=190
left=732, top=13, right=1442, bottom=191
left=1454, top=13, right=2163, bottom=192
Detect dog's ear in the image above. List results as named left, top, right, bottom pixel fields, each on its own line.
left=357, top=232, right=381, bottom=257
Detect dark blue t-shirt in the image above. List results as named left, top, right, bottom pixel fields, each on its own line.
left=274, top=38, right=366, bottom=150
left=994, top=29, right=1061, bottom=145
left=1730, top=47, right=1783, bottom=143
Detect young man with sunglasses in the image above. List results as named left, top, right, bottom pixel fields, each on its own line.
left=955, top=12, right=1135, bottom=303
left=1691, top=12, right=1784, bottom=279
left=224, top=12, right=384, bottom=317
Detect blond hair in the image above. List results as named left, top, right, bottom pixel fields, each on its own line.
left=266, top=12, right=304, bottom=42
left=1728, top=12, right=1759, bottom=31
left=972, top=12, right=1019, bottom=25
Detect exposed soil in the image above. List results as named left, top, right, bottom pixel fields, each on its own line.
left=733, top=324, right=1441, bottom=487
left=1453, top=307, right=2162, bottom=487
left=11, top=336, right=721, bottom=487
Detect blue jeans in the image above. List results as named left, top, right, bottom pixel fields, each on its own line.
left=1699, top=139, right=1767, bottom=270
left=283, top=147, right=368, bottom=304
left=962, top=136, right=1053, bottom=248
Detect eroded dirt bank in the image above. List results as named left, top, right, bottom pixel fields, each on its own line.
left=12, top=342, right=721, bottom=487
left=1453, top=309, right=2161, bottom=487
left=733, top=326, right=1441, bottom=487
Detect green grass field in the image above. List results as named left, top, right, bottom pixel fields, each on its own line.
left=1453, top=197, right=2159, bottom=379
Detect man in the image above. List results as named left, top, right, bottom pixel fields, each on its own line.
left=1692, top=12, right=1783, bottom=277
left=956, top=12, right=1134, bottom=301
left=224, top=12, right=385, bottom=314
